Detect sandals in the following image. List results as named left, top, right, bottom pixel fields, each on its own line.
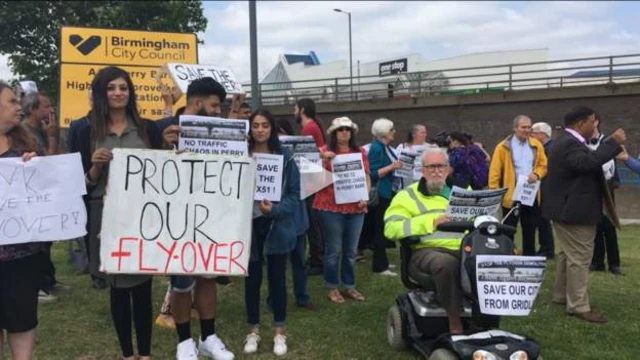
left=327, top=289, right=345, bottom=304
left=342, top=288, right=366, bottom=302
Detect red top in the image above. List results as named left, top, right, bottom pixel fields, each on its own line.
left=301, top=120, right=326, bottom=148
left=313, top=146, right=370, bottom=214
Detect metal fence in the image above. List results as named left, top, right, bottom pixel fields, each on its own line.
left=242, top=53, right=640, bottom=106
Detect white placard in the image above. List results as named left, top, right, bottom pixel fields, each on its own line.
left=254, top=154, right=283, bottom=202
left=179, top=115, right=248, bottom=156
left=100, top=149, right=255, bottom=276
left=512, top=175, right=540, bottom=207
left=332, top=153, right=368, bottom=205
left=0, top=153, right=87, bottom=245
left=166, top=63, right=244, bottom=97
left=279, top=136, right=321, bottom=174
left=476, top=255, right=546, bottom=316
left=395, top=151, right=416, bottom=179
left=445, top=186, right=508, bottom=221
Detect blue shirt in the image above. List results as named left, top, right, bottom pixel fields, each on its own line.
left=510, top=136, right=533, bottom=177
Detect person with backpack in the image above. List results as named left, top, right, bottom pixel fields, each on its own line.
left=447, top=131, right=489, bottom=190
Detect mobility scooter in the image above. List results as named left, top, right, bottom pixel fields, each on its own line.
left=386, top=210, right=543, bottom=360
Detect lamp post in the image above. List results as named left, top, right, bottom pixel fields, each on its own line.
left=333, top=8, right=352, bottom=100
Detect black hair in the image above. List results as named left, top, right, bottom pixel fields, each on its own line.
left=249, top=108, right=282, bottom=154
left=449, top=131, right=471, bottom=146
left=328, top=127, right=360, bottom=153
left=175, top=106, right=186, bottom=116
left=564, top=106, right=595, bottom=128
left=0, top=82, right=37, bottom=153
left=296, top=98, right=325, bottom=140
left=240, top=102, right=252, bottom=110
left=186, top=77, right=227, bottom=103
left=277, top=118, right=295, bottom=136
left=89, top=66, right=149, bottom=145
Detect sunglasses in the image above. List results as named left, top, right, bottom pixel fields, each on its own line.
left=337, top=126, right=352, bottom=132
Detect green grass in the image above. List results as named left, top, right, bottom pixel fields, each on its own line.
left=4, top=227, right=640, bottom=360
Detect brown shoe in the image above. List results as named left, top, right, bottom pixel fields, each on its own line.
left=568, top=311, right=608, bottom=324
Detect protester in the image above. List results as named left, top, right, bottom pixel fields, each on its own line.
left=531, top=122, right=555, bottom=258
left=447, top=131, right=489, bottom=190
left=294, top=98, right=325, bottom=276
left=489, top=115, right=547, bottom=255
left=243, top=109, right=300, bottom=356
left=395, top=124, right=429, bottom=154
left=543, top=106, right=625, bottom=324
left=272, top=118, right=314, bottom=311
left=238, top=102, right=253, bottom=120
left=20, top=91, right=69, bottom=302
left=384, top=147, right=467, bottom=333
left=367, top=118, right=402, bottom=276
left=587, top=114, right=623, bottom=275
left=313, top=117, right=370, bottom=303
left=0, top=82, right=41, bottom=360
left=160, top=77, right=235, bottom=360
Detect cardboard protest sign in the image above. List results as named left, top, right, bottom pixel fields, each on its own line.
left=0, top=153, right=87, bottom=245
left=254, top=154, right=283, bottom=202
left=512, top=175, right=540, bottom=207
left=178, top=115, right=249, bottom=156
left=279, top=136, right=321, bottom=174
left=162, top=63, right=244, bottom=101
left=445, top=187, right=508, bottom=221
left=332, top=153, right=368, bottom=205
left=476, top=255, right=546, bottom=316
left=100, top=149, right=255, bottom=276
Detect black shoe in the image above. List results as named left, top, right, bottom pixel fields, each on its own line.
left=589, top=264, right=605, bottom=272
left=215, top=276, right=231, bottom=285
left=91, top=278, right=107, bottom=289
left=307, top=266, right=323, bottom=276
left=609, top=266, right=624, bottom=275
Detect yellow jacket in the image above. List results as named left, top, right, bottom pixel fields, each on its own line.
left=384, top=180, right=463, bottom=251
left=489, top=135, right=547, bottom=208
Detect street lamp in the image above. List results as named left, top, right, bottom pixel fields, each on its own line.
left=333, top=8, right=352, bottom=100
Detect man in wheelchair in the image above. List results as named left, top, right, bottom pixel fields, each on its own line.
left=384, top=147, right=468, bottom=334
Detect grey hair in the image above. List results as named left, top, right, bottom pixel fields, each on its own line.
left=412, top=124, right=426, bottom=135
left=421, top=146, right=449, bottom=166
left=371, top=118, right=395, bottom=138
left=21, top=92, right=42, bottom=117
left=513, top=115, right=531, bottom=128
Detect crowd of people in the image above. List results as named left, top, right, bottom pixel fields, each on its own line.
left=0, top=66, right=635, bottom=359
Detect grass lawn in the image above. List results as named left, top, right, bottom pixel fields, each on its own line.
left=5, top=226, right=640, bottom=360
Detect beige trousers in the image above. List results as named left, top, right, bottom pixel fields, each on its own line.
left=552, top=222, right=596, bottom=314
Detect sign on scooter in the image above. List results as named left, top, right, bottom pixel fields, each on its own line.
left=476, top=255, right=546, bottom=316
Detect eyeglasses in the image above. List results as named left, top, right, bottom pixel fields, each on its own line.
left=423, top=164, right=449, bottom=171
left=337, top=127, right=351, bottom=132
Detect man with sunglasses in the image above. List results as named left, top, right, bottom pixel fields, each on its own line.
left=383, top=147, right=468, bottom=334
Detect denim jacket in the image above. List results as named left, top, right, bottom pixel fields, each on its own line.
left=256, top=148, right=301, bottom=255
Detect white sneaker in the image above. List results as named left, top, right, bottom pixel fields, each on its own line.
left=243, top=333, right=261, bottom=354
left=388, top=264, right=397, bottom=270
left=199, top=334, right=235, bottom=360
left=38, top=289, right=57, bottom=303
left=273, top=334, right=287, bottom=356
left=378, top=269, right=398, bottom=277
left=176, top=338, right=198, bottom=360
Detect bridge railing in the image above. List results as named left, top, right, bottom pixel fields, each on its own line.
left=242, top=53, right=640, bottom=106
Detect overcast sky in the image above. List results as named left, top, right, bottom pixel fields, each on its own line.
left=1, top=1, right=639, bottom=83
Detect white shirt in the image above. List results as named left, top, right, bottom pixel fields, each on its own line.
left=510, top=136, right=534, bottom=177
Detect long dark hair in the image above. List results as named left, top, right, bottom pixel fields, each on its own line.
left=0, top=82, right=37, bottom=153
left=277, top=118, right=295, bottom=136
left=328, top=127, right=360, bottom=153
left=89, top=66, right=149, bottom=145
left=449, top=131, right=471, bottom=146
left=249, top=108, right=282, bottom=154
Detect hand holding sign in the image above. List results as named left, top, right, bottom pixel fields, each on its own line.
left=259, top=199, right=272, bottom=215
left=513, top=175, right=540, bottom=207
left=527, top=172, right=538, bottom=184
left=163, top=125, right=180, bottom=148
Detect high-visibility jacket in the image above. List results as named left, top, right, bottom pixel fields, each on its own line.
left=384, top=181, right=463, bottom=251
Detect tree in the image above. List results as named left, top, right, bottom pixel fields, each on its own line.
left=0, top=1, right=207, bottom=100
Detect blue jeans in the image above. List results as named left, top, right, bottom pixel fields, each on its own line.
left=267, top=235, right=309, bottom=309
left=317, top=211, right=365, bottom=289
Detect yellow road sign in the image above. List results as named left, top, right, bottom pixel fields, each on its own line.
left=60, top=26, right=198, bottom=127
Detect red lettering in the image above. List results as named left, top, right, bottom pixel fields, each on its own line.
left=214, top=243, right=229, bottom=273
left=229, top=241, right=246, bottom=275
left=197, top=242, right=215, bottom=270
left=111, top=237, right=136, bottom=271
left=138, top=239, right=158, bottom=272
left=157, top=241, right=178, bottom=273
left=181, top=242, right=197, bottom=273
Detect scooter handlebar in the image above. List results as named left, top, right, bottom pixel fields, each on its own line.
left=436, top=221, right=475, bottom=233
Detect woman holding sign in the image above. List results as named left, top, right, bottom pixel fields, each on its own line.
left=313, top=117, right=371, bottom=304
left=0, top=82, right=41, bottom=360
left=76, top=67, right=169, bottom=360
left=244, top=109, right=300, bottom=356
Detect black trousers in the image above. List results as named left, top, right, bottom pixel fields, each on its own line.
left=305, top=195, right=324, bottom=268
left=592, top=214, right=620, bottom=268
left=110, top=280, right=153, bottom=357
left=536, top=216, right=555, bottom=256
left=371, top=197, right=391, bottom=272
left=40, top=242, right=57, bottom=291
left=503, top=201, right=540, bottom=256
